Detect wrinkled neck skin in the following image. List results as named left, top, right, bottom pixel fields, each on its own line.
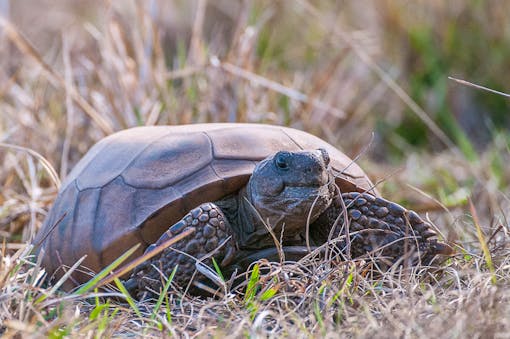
left=234, top=186, right=276, bottom=249
left=235, top=181, right=333, bottom=249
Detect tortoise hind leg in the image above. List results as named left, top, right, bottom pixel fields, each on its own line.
left=311, top=192, right=452, bottom=265
left=128, top=202, right=237, bottom=297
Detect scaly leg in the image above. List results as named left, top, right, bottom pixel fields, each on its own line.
left=311, top=192, right=452, bottom=265
left=128, top=202, right=237, bottom=296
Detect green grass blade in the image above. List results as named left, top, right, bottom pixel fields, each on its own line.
left=211, top=257, right=225, bottom=282
left=151, top=265, right=178, bottom=321
left=114, top=277, right=141, bottom=318
left=74, top=243, right=140, bottom=295
left=259, top=287, right=277, bottom=301
left=244, top=263, right=260, bottom=305
left=89, top=301, right=110, bottom=321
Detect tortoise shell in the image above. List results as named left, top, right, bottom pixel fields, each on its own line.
left=35, top=123, right=376, bottom=280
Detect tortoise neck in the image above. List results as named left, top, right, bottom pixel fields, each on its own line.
left=235, top=186, right=276, bottom=249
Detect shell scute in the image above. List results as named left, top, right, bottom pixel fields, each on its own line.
left=207, top=126, right=299, bottom=160
left=123, top=132, right=213, bottom=189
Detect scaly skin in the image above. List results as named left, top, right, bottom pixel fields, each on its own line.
left=128, top=203, right=237, bottom=296
left=311, top=192, right=452, bottom=266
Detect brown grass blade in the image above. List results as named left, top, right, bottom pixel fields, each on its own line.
left=449, top=77, right=510, bottom=98
left=0, top=142, right=60, bottom=188
left=95, top=227, right=195, bottom=289
left=0, top=18, right=114, bottom=135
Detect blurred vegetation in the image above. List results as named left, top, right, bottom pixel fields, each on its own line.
left=2, top=1, right=509, bottom=160
left=377, top=1, right=510, bottom=159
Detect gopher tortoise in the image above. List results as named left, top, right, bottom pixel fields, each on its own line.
left=34, top=123, right=451, bottom=293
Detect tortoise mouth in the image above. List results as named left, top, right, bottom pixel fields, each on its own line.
left=281, top=167, right=331, bottom=189
left=255, top=182, right=334, bottom=227
left=283, top=180, right=327, bottom=189
left=277, top=168, right=333, bottom=195
left=261, top=181, right=325, bottom=199
left=278, top=182, right=332, bottom=202
left=280, top=177, right=335, bottom=199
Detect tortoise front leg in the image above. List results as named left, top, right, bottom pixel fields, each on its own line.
left=311, top=192, right=452, bottom=265
left=128, top=202, right=237, bottom=296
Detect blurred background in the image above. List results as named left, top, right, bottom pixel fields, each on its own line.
left=1, top=0, right=509, bottom=244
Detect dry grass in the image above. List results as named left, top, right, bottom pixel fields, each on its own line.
left=1, top=0, right=510, bottom=337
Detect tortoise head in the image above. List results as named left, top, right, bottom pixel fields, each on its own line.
left=246, top=148, right=336, bottom=237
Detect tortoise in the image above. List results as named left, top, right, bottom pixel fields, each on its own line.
left=34, top=123, right=451, bottom=294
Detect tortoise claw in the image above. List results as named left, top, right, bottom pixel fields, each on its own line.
left=430, top=240, right=455, bottom=256
left=220, top=244, right=237, bottom=267
left=123, top=277, right=138, bottom=294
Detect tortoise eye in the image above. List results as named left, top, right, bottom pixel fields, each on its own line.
left=275, top=152, right=290, bottom=171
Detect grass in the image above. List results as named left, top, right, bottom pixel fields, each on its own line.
left=1, top=0, right=510, bottom=337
